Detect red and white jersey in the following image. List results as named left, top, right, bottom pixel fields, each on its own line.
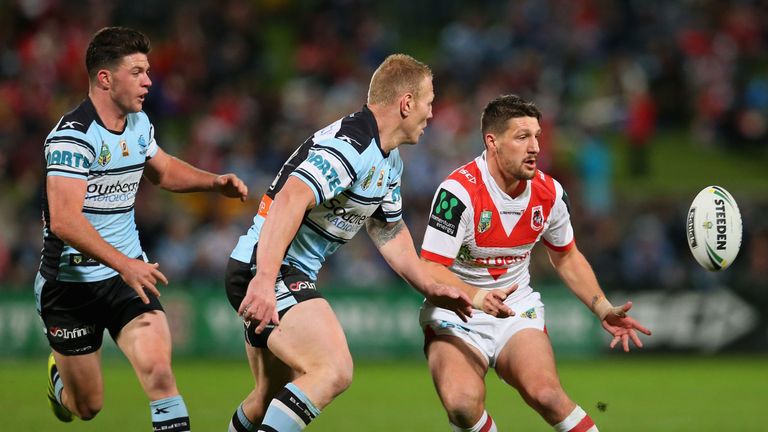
left=421, top=152, right=574, bottom=303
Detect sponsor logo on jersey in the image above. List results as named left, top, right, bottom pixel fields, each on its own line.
left=47, top=324, right=96, bottom=340
left=458, top=168, right=477, bottom=184
left=321, top=198, right=369, bottom=232
left=377, top=169, right=385, bottom=187
left=307, top=151, right=343, bottom=194
left=98, top=141, right=111, bottom=166
left=531, top=205, right=544, bottom=231
left=391, top=185, right=401, bottom=203
left=47, top=150, right=91, bottom=169
left=478, top=210, right=492, bottom=233
left=86, top=180, right=140, bottom=197
left=138, top=134, right=148, bottom=155
left=429, top=189, right=466, bottom=237
left=473, top=251, right=530, bottom=267
left=362, top=166, right=375, bottom=190
left=120, top=139, right=129, bottom=156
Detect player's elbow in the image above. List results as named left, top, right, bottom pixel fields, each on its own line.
left=49, top=217, right=72, bottom=240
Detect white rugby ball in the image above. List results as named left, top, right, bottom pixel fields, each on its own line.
left=686, top=185, right=742, bottom=271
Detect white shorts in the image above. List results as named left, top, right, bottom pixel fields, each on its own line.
left=419, top=290, right=545, bottom=368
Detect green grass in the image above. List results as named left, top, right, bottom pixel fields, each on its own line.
left=2, top=355, right=766, bottom=431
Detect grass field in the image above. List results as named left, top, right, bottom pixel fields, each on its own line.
left=1, top=355, right=766, bottom=431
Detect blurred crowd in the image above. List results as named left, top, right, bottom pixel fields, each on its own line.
left=1, top=0, right=766, bottom=293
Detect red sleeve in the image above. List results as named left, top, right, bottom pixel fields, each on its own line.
left=420, top=249, right=455, bottom=267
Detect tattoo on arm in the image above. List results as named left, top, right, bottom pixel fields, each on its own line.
left=367, top=219, right=405, bottom=248
left=591, top=295, right=602, bottom=309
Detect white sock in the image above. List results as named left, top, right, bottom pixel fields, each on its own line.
left=450, top=410, right=497, bottom=432
left=553, top=405, right=598, bottom=432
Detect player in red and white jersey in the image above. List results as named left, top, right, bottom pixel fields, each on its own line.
left=419, top=95, right=652, bottom=432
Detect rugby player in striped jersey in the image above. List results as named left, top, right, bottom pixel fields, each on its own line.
left=38, top=27, right=247, bottom=432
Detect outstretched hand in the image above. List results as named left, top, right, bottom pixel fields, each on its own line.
left=424, top=283, right=473, bottom=322
left=600, top=301, right=652, bottom=352
left=215, top=173, right=249, bottom=202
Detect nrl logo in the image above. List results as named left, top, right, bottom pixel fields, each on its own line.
left=478, top=210, right=492, bottom=233
left=97, top=141, right=111, bottom=166
left=362, top=166, right=376, bottom=190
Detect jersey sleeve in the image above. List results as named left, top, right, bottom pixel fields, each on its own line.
left=44, top=125, right=96, bottom=179
left=374, top=152, right=403, bottom=222
left=144, top=121, right=159, bottom=159
left=541, top=180, right=575, bottom=251
left=421, top=179, right=472, bottom=266
left=290, top=137, right=359, bottom=205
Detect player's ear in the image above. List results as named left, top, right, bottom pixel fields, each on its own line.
left=485, top=133, right=496, bottom=151
left=96, top=69, right=111, bottom=89
left=399, top=93, right=413, bottom=118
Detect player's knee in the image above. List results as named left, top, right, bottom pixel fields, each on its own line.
left=523, top=384, right=567, bottom=412
left=323, top=359, right=353, bottom=397
left=441, top=389, right=484, bottom=424
left=140, top=362, right=177, bottom=394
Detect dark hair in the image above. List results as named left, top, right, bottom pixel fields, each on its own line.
left=481, top=94, right=542, bottom=135
left=86, top=27, right=151, bottom=80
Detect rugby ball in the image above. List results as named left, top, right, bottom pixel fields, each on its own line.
left=686, top=186, right=742, bottom=271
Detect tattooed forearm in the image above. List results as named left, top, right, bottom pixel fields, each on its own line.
left=366, top=218, right=406, bottom=248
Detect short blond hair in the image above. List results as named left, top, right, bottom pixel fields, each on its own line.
left=367, top=54, right=432, bottom=106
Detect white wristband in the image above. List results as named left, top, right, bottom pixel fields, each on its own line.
left=472, top=290, right=488, bottom=310
left=591, top=295, right=614, bottom=320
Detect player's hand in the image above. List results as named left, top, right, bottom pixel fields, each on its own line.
left=600, top=301, right=652, bottom=352
left=479, top=285, right=517, bottom=318
left=119, top=259, right=168, bottom=304
left=215, top=173, right=249, bottom=202
left=238, top=275, right=279, bottom=334
left=424, top=283, right=473, bottom=322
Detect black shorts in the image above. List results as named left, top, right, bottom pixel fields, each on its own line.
left=36, top=273, right=163, bottom=356
left=225, top=257, right=323, bottom=348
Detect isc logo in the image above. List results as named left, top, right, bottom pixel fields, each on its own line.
left=458, top=168, right=476, bottom=184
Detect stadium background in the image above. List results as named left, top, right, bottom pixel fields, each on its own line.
left=0, top=0, right=766, bottom=430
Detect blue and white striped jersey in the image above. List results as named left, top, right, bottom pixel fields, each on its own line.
left=231, top=106, right=403, bottom=280
left=40, top=98, right=158, bottom=282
